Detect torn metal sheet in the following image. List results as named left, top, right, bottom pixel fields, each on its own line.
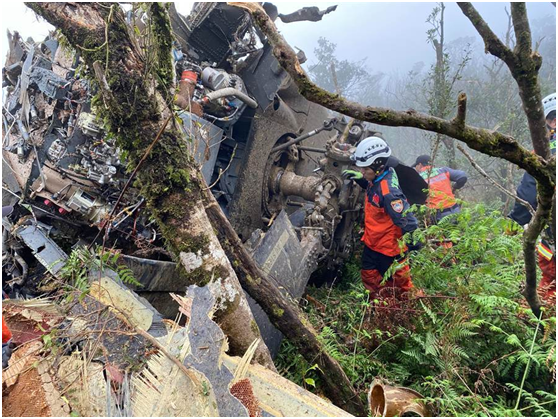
left=89, top=276, right=154, bottom=331
left=247, top=210, right=313, bottom=357
left=183, top=285, right=249, bottom=417
left=14, top=221, right=68, bottom=275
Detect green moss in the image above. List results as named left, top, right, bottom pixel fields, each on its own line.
left=250, top=320, right=260, bottom=336
left=149, top=3, right=175, bottom=101
left=181, top=266, right=214, bottom=287
left=272, top=304, right=284, bottom=318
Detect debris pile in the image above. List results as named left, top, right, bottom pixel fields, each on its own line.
left=2, top=273, right=353, bottom=417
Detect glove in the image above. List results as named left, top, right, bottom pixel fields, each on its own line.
left=407, top=241, right=423, bottom=252
left=342, top=170, right=363, bottom=181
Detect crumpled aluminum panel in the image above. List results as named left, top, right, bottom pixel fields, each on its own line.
left=14, top=222, right=68, bottom=275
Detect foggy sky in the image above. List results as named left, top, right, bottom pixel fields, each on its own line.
left=1, top=2, right=555, bottom=82
left=275, top=2, right=556, bottom=74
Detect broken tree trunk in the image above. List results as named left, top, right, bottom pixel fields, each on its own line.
left=202, top=189, right=366, bottom=416
left=233, top=2, right=556, bottom=317
left=27, top=2, right=274, bottom=368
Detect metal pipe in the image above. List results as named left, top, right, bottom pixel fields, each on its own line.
left=275, top=170, right=320, bottom=202
left=204, top=88, right=258, bottom=109
left=297, top=146, right=327, bottom=153
left=270, top=127, right=325, bottom=154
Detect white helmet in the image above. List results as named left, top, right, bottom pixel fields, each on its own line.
left=543, top=93, right=556, bottom=119
left=351, top=136, right=391, bottom=168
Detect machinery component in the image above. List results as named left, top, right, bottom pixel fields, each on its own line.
left=175, top=70, right=203, bottom=116
left=202, top=67, right=242, bottom=91
left=46, top=139, right=67, bottom=162
left=203, top=87, right=257, bottom=109
left=270, top=118, right=336, bottom=153
left=77, top=112, right=102, bottom=137
left=368, top=380, right=430, bottom=417
left=66, top=189, right=110, bottom=225
left=28, top=66, right=69, bottom=99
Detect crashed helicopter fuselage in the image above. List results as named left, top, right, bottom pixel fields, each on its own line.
left=2, top=3, right=425, bottom=356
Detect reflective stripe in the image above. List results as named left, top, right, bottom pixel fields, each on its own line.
left=537, top=242, right=554, bottom=261
left=380, top=179, right=389, bottom=196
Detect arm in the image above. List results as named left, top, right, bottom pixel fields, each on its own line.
left=509, top=172, right=537, bottom=225
left=383, top=191, right=418, bottom=234
left=354, top=177, right=369, bottom=189
left=444, top=167, right=468, bottom=190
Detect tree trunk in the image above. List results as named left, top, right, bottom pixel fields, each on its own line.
left=27, top=1, right=274, bottom=369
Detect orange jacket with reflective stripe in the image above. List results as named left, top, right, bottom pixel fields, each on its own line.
left=362, top=169, right=417, bottom=257
left=418, top=166, right=456, bottom=210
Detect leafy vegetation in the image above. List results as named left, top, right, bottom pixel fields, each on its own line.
left=277, top=204, right=556, bottom=416
left=59, top=245, right=142, bottom=293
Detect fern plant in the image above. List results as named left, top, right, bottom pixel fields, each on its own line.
left=276, top=203, right=556, bottom=417
left=59, top=245, right=143, bottom=293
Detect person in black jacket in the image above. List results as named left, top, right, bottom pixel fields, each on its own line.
left=509, top=93, right=556, bottom=302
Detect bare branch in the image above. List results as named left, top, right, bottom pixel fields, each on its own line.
left=510, top=2, right=533, bottom=59
left=457, top=144, right=535, bottom=217
left=458, top=2, right=549, bottom=160
left=453, top=92, right=467, bottom=127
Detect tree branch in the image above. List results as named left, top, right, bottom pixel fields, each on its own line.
left=458, top=2, right=550, bottom=160
left=456, top=2, right=515, bottom=65
left=457, top=2, right=554, bottom=316
left=202, top=187, right=366, bottom=416
left=453, top=92, right=467, bottom=128
left=510, top=2, right=532, bottom=60
left=457, top=144, right=535, bottom=217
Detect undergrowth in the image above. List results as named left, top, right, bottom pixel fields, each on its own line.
left=59, top=245, right=142, bottom=293
left=276, top=204, right=556, bottom=417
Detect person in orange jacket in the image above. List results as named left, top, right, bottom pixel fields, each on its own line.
left=344, top=137, right=421, bottom=296
left=2, top=316, right=13, bottom=368
left=413, top=155, right=468, bottom=222
left=2, top=206, right=15, bottom=368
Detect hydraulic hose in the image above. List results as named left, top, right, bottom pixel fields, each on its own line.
left=204, top=88, right=258, bottom=109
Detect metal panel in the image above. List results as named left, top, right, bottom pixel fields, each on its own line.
left=15, top=222, right=68, bottom=275
left=179, top=112, right=224, bottom=184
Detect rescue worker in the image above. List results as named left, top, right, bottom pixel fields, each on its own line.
left=413, top=155, right=468, bottom=222
left=2, top=316, right=14, bottom=369
left=343, top=137, right=421, bottom=296
left=2, top=206, right=15, bottom=368
left=509, top=92, right=556, bottom=302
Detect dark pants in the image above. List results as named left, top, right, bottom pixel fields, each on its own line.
left=434, top=203, right=461, bottom=223
left=360, top=246, right=412, bottom=294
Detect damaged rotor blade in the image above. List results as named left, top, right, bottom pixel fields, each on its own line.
left=278, top=5, right=338, bottom=23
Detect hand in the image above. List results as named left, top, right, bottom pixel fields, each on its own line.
left=407, top=241, right=423, bottom=252
left=342, top=170, right=363, bottom=181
